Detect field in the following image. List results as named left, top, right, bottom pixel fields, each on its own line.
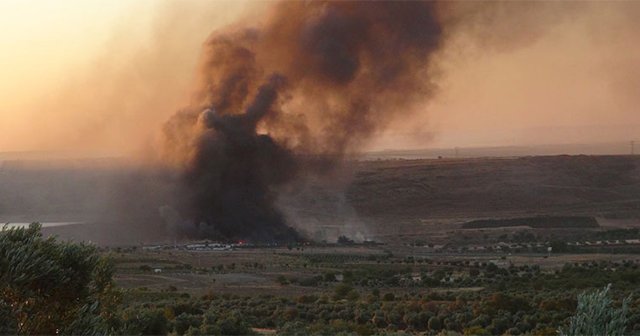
left=105, top=240, right=640, bottom=334
left=107, top=155, right=640, bottom=334
left=348, top=155, right=640, bottom=243
left=3, top=154, right=640, bottom=334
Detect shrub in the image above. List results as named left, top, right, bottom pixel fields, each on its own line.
left=174, top=313, right=202, bottom=334
left=121, top=307, right=169, bottom=335
left=559, top=284, right=630, bottom=336
left=463, top=326, right=491, bottom=335
left=428, top=316, right=442, bottom=331
left=0, top=223, right=118, bottom=335
left=216, top=311, right=255, bottom=335
left=383, top=293, right=395, bottom=301
left=333, top=284, right=355, bottom=300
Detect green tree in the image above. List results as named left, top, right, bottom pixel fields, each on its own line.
left=199, top=308, right=221, bottom=335
left=333, top=283, right=355, bottom=300
left=463, top=326, right=492, bottom=335
left=121, top=307, right=169, bottom=335
left=559, top=284, right=630, bottom=336
left=428, top=316, right=442, bottom=331
left=216, top=310, right=255, bottom=335
left=382, top=293, right=395, bottom=301
left=0, top=223, right=119, bottom=335
left=174, top=313, right=202, bottom=335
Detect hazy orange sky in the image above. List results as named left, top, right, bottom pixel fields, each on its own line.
left=1, top=1, right=639, bottom=155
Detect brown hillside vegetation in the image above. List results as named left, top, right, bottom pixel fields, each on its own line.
left=1, top=155, right=639, bottom=245
left=344, top=155, right=640, bottom=243
left=349, top=155, right=640, bottom=220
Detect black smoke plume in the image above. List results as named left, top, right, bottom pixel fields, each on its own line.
left=162, top=1, right=445, bottom=242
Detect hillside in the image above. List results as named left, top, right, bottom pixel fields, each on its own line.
left=2, top=155, right=640, bottom=244
left=349, top=155, right=640, bottom=220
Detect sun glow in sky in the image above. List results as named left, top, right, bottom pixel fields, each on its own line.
left=0, top=0, right=251, bottom=154
left=0, top=1, right=143, bottom=107
left=0, top=0, right=152, bottom=152
left=1, top=1, right=639, bottom=154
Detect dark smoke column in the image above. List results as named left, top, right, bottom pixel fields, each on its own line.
left=162, top=1, right=444, bottom=243
left=184, top=75, right=299, bottom=242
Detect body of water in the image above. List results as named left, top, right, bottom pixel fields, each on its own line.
left=2, top=222, right=84, bottom=229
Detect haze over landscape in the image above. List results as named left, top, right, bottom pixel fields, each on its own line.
left=2, top=1, right=640, bottom=335
left=1, top=0, right=639, bottom=155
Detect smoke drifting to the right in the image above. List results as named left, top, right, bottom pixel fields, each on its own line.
left=160, top=1, right=444, bottom=242
left=148, top=1, right=638, bottom=244
left=2, top=1, right=639, bottom=246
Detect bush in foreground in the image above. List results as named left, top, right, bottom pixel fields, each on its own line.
left=559, top=283, right=630, bottom=336
left=0, top=223, right=119, bottom=335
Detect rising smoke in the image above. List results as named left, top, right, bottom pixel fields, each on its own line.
left=162, top=1, right=445, bottom=242
left=3, top=1, right=637, bottom=245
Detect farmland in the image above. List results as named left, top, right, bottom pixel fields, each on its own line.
left=4, top=154, right=640, bottom=334
left=94, top=155, right=640, bottom=334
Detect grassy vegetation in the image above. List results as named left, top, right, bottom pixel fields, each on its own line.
left=112, top=270, right=640, bottom=336
left=6, top=155, right=640, bottom=334
left=104, top=244, right=640, bottom=335
left=461, top=216, right=599, bottom=229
